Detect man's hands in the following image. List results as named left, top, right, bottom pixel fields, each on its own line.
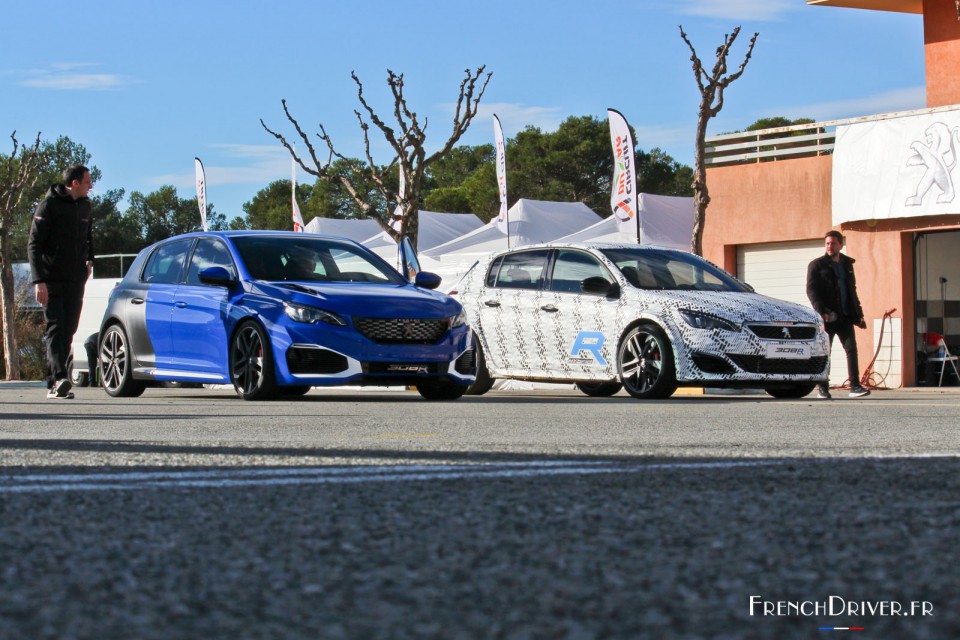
left=34, top=282, right=47, bottom=306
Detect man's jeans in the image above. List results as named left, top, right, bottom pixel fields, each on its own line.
left=43, top=280, right=86, bottom=384
left=824, top=318, right=860, bottom=389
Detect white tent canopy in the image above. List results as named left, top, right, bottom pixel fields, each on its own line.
left=555, top=193, right=694, bottom=251
left=362, top=210, right=484, bottom=255
left=303, top=217, right=382, bottom=242
left=423, top=198, right=602, bottom=260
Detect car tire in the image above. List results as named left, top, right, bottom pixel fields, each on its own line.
left=230, top=321, right=278, bottom=401
left=575, top=381, right=623, bottom=397
left=281, top=385, right=312, bottom=397
left=417, top=380, right=469, bottom=401
left=67, top=356, right=90, bottom=388
left=765, top=384, right=816, bottom=399
left=617, top=324, right=678, bottom=400
left=99, top=324, right=147, bottom=398
left=465, top=340, right=495, bottom=396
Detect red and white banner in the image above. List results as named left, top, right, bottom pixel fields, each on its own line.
left=607, top=109, right=638, bottom=239
left=493, top=114, right=509, bottom=239
left=291, top=157, right=304, bottom=232
left=390, top=163, right=406, bottom=233
left=194, top=157, right=207, bottom=232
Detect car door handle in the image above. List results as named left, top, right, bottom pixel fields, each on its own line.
left=174, top=301, right=187, bottom=308
left=484, top=300, right=501, bottom=308
left=131, top=298, right=145, bottom=305
left=541, top=304, right=559, bottom=313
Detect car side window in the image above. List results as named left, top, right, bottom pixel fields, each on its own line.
left=490, top=250, right=549, bottom=290
left=550, top=250, right=611, bottom=294
left=485, top=256, right=504, bottom=287
left=142, top=239, right=193, bottom=284
left=186, top=238, right=236, bottom=286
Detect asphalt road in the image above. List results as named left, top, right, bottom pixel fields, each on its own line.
left=1, top=383, right=959, bottom=639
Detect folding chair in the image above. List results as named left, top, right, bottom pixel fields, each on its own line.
left=928, top=338, right=960, bottom=386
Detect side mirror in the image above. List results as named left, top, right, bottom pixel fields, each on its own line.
left=414, top=271, right=442, bottom=290
left=198, top=266, right=236, bottom=287
left=581, top=276, right=620, bottom=299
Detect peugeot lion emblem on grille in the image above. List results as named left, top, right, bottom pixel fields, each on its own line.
left=402, top=323, right=417, bottom=340
left=781, top=327, right=792, bottom=339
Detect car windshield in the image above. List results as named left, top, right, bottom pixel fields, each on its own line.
left=232, top=236, right=406, bottom=285
left=600, top=247, right=750, bottom=293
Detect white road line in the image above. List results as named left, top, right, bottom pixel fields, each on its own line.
left=1, top=456, right=956, bottom=494
left=0, top=459, right=787, bottom=494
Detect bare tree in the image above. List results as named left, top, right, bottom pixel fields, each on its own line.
left=679, top=25, right=758, bottom=256
left=261, top=67, right=492, bottom=246
left=0, top=131, right=44, bottom=380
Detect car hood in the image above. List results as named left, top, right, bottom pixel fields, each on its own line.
left=251, top=280, right=462, bottom=318
left=630, top=290, right=820, bottom=324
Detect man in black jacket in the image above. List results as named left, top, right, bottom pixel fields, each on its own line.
left=806, top=230, right=870, bottom=399
left=27, top=165, right=94, bottom=399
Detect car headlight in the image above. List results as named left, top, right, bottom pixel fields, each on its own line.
left=678, top=309, right=739, bottom=332
left=283, top=303, right=347, bottom=326
left=449, top=310, right=467, bottom=328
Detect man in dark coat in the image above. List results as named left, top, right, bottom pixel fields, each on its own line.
left=27, top=165, right=94, bottom=399
left=806, top=230, right=870, bottom=399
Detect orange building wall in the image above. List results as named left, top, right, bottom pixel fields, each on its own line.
left=924, top=0, right=960, bottom=107
left=701, top=156, right=834, bottom=268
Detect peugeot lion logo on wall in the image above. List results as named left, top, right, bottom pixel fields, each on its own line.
left=905, top=121, right=960, bottom=206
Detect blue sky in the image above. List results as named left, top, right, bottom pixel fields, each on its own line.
left=2, top=0, right=924, bottom=222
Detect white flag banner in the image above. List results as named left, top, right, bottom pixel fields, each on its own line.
left=607, top=109, right=638, bottom=239
left=194, top=157, right=207, bottom=232
left=291, top=157, right=305, bottom=232
left=494, top=114, right=509, bottom=237
left=390, top=163, right=405, bottom=233
left=833, top=109, right=960, bottom=224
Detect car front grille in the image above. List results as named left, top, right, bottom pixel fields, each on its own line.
left=727, top=354, right=828, bottom=375
left=286, top=346, right=349, bottom=374
left=745, top=323, right=818, bottom=341
left=354, top=317, right=449, bottom=344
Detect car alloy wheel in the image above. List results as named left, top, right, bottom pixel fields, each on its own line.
left=230, top=321, right=277, bottom=401
left=99, top=324, right=146, bottom=398
left=617, top=324, right=677, bottom=400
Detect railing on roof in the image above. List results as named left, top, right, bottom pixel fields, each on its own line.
left=704, top=104, right=960, bottom=167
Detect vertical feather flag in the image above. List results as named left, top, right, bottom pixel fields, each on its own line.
left=390, top=163, right=405, bottom=233
left=194, top=157, right=207, bottom=232
left=607, top=108, right=639, bottom=242
left=292, top=157, right=305, bottom=232
left=493, top=114, right=510, bottom=247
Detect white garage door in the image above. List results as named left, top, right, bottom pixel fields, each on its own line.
left=737, top=240, right=850, bottom=388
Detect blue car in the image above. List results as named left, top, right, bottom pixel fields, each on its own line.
left=97, top=231, right=475, bottom=400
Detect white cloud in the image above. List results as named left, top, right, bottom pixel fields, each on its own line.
left=676, top=0, right=796, bottom=22
left=19, top=63, right=130, bottom=90
left=150, top=144, right=292, bottom=189
left=468, top=102, right=565, bottom=137
left=778, top=86, right=927, bottom=121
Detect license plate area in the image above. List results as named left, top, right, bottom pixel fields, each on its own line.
left=765, top=343, right=812, bottom=359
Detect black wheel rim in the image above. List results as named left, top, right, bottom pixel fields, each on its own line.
left=232, top=326, right=264, bottom=395
left=621, top=330, right=663, bottom=394
left=100, top=329, right=127, bottom=392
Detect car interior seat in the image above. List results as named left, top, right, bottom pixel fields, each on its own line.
left=505, top=268, right=532, bottom=286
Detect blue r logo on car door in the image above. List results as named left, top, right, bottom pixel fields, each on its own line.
left=570, top=331, right=607, bottom=365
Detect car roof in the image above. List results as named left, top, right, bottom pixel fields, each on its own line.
left=487, top=241, right=690, bottom=258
